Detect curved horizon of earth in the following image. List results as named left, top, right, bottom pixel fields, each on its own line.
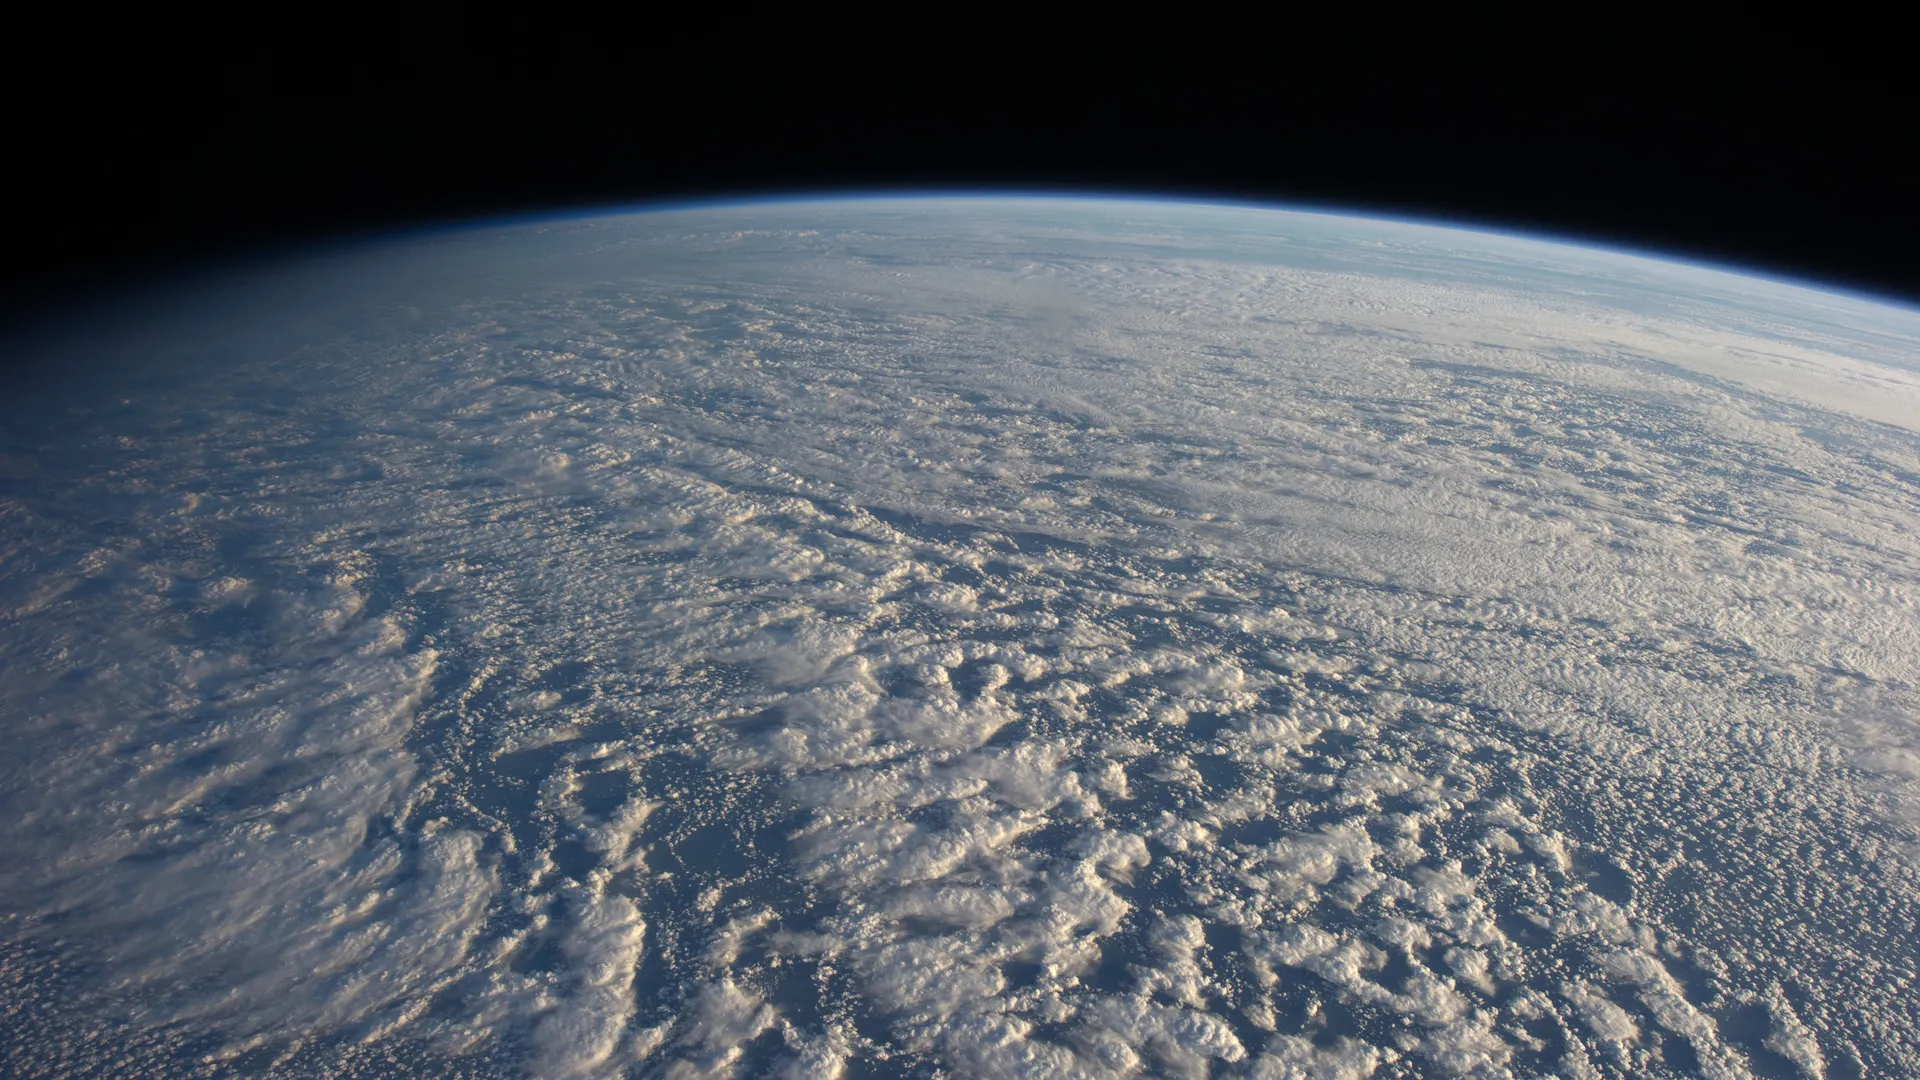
left=2, top=196, right=1918, bottom=1079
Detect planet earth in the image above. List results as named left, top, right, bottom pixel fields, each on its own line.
left=2, top=197, right=1918, bottom=1079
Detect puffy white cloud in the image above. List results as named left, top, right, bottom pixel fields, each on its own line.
left=1563, top=978, right=1640, bottom=1045
left=1248, top=1033, right=1384, bottom=1079
left=530, top=882, right=649, bottom=1078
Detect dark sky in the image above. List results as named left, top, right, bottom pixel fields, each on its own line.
left=6, top=47, right=1914, bottom=334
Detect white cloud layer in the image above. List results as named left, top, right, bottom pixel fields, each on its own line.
left=2, top=198, right=1917, bottom=1077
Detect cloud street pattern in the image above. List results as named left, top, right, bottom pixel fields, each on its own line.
left=3, top=199, right=1919, bottom=1078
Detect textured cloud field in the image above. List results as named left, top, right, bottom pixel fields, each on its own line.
left=3, top=199, right=1918, bottom=1078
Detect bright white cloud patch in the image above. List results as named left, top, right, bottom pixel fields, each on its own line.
left=2, top=198, right=1918, bottom=1077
